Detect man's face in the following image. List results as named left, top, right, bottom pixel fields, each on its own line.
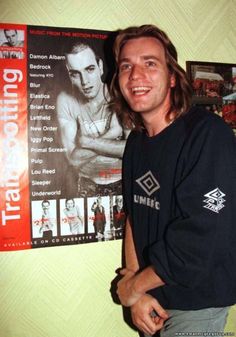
left=66, top=47, right=103, bottom=100
left=66, top=199, right=75, bottom=210
left=116, top=197, right=123, bottom=210
left=5, top=30, right=18, bottom=46
left=118, top=37, right=175, bottom=119
left=97, top=197, right=102, bottom=206
left=42, top=202, right=50, bottom=213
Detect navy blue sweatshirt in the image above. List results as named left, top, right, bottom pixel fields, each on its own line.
left=123, top=107, right=236, bottom=310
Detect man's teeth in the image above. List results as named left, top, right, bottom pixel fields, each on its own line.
left=131, top=87, right=150, bottom=94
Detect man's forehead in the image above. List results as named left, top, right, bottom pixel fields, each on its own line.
left=5, top=30, right=17, bottom=36
left=66, top=47, right=97, bottom=69
left=119, top=37, right=165, bottom=60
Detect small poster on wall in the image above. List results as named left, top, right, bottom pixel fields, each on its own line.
left=0, top=23, right=127, bottom=251
left=186, top=61, right=236, bottom=134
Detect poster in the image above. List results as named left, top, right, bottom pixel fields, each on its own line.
left=0, top=23, right=126, bottom=251
left=186, top=61, right=236, bottom=135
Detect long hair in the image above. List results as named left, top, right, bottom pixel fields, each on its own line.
left=110, top=24, right=192, bottom=130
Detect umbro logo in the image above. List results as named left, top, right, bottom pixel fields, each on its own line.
left=203, top=188, right=226, bottom=213
left=136, top=171, right=160, bottom=196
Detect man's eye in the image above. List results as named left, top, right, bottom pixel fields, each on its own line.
left=119, top=64, right=131, bottom=72
left=69, top=71, right=80, bottom=78
left=87, top=66, right=95, bottom=73
left=146, top=61, right=156, bottom=67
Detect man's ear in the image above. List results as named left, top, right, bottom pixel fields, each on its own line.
left=98, top=59, right=104, bottom=76
left=170, top=73, right=176, bottom=88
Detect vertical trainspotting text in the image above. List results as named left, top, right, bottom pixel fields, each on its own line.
left=1, top=69, right=23, bottom=225
left=0, top=23, right=31, bottom=251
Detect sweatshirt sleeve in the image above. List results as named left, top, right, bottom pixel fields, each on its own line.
left=149, top=116, right=236, bottom=289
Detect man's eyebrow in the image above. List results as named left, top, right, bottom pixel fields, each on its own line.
left=118, top=57, right=130, bottom=64
left=119, top=55, right=160, bottom=63
left=68, top=64, right=95, bottom=73
left=68, top=70, right=80, bottom=75
left=142, top=55, right=160, bottom=61
left=68, top=69, right=79, bottom=72
left=85, top=64, right=96, bottom=69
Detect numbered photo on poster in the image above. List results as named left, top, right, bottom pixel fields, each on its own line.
left=31, top=199, right=57, bottom=239
left=111, top=195, right=125, bottom=240
left=112, top=195, right=125, bottom=229
left=87, top=196, right=111, bottom=241
left=59, top=198, right=85, bottom=235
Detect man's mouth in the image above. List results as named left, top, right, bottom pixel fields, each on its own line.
left=131, top=86, right=151, bottom=95
left=83, top=86, right=93, bottom=94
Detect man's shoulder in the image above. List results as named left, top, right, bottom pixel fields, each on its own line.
left=57, top=90, right=74, bottom=101
left=178, top=106, right=236, bottom=157
left=57, top=90, right=82, bottom=115
left=127, top=129, right=142, bottom=141
left=57, top=90, right=83, bottom=107
left=183, top=106, right=233, bottom=136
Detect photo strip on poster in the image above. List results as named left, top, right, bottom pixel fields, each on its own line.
left=0, top=23, right=128, bottom=251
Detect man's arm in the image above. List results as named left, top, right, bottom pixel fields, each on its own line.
left=79, top=114, right=130, bottom=158
left=80, top=135, right=126, bottom=158
left=118, top=218, right=168, bottom=334
left=75, top=206, right=83, bottom=223
left=117, top=265, right=165, bottom=307
left=57, top=91, right=100, bottom=168
left=130, top=294, right=168, bottom=336
left=124, top=216, right=139, bottom=272
left=117, top=217, right=165, bottom=306
left=58, top=115, right=97, bottom=168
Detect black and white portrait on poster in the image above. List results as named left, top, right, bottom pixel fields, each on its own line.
left=27, top=25, right=128, bottom=248
left=0, top=28, right=25, bottom=59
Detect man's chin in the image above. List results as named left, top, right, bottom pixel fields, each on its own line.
left=128, top=104, right=146, bottom=113
left=84, top=95, right=96, bottom=100
left=125, top=98, right=147, bottom=112
left=82, top=92, right=97, bottom=100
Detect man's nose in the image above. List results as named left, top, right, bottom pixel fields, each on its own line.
left=129, top=65, right=144, bottom=80
left=80, top=72, right=89, bottom=86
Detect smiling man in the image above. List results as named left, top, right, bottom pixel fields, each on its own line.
left=57, top=41, right=129, bottom=196
left=110, top=24, right=236, bottom=337
left=1, top=29, right=24, bottom=59
left=3, top=29, right=24, bottom=47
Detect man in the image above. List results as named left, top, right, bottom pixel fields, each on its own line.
left=112, top=195, right=125, bottom=230
left=57, top=42, right=129, bottom=196
left=2, top=29, right=24, bottom=47
left=111, top=25, right=236, bottom=336
left=1, top=29, right=24, bottom=59
left=39, top=200, right=54, bottom=238
left=112, top=195, right=126, bottom=240
left=63, top=198, right=84, bottom=235
left=91, top=196, right=106, bottom=240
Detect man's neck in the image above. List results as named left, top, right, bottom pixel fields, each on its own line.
left=142, top=110, right=174, bottom=137
left=84, top=85, right=107, bottom=113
